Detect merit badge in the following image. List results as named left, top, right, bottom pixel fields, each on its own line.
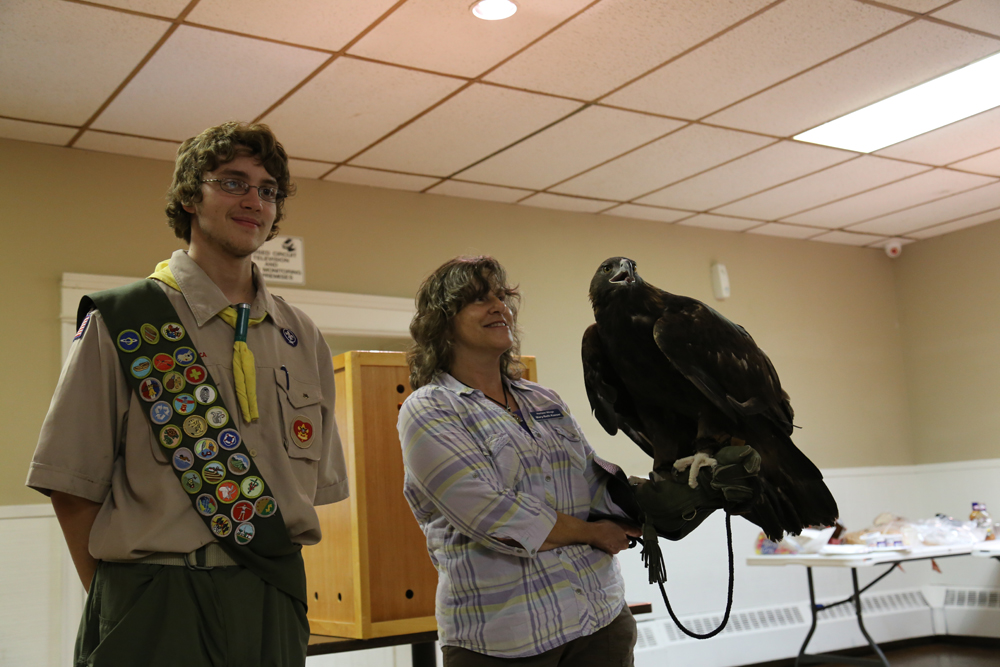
left=150, top=401, right=173, bottom=425
left=74, top=312, right=93, bottom=341
left=194, top=385, right=217, bottom=406
left=227, top=453, right=250, bottom=476
left=183, top=415, right=208, bottom=438
left=140, top=323, right=160, bottom=345
left=210, top=514, right=232, bottom=538
left=291, top=417, right=314, bottom=448
left=181, top=471, right=202, bottom=494
left=216, top=480, right=240, bottom=504
left=254, top=496, right=277, bottom=518
left=234, top=522, right=255, bottom=545
left=281, top=328, right=298, bottom=347
left=184, top=364, right=207, bottom=385
left=205, top=406, right=229, bottom=429
left=240, top=476, right=264, bottom=500
left=117, top=330, right=141, bottom=353
left=161, top=322, right=185, bottom=342
left=172, top=447, right=194, bottom=471
left=218, top=428, right=241, bottom=450
left=232, top=500, right=254, bottom=522
left=139, top=378, right=163, bottom=402
left=159, top=424, right=183, bottom=449
left=130, top=357, right=152, bottom=379
left=152, top=353, right=175, bottom=373
left=196, top=494, right=218, bottom=516
left=194, top=438, right=218, bottom=460
left=162, top=371, right=186, bottom=393
left=173, top=394, right=196, bottom=415
left=173, top=347, right=197, bottom=367
left=202, top=461, right=226, bottom=485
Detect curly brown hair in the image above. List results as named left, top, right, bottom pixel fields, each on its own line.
left=408, top=256, right=523, bottom=390
left=165, top=121, right=295, bottom=243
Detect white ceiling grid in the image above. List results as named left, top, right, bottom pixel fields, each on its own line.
left=1, top=0, right=999, bottom=247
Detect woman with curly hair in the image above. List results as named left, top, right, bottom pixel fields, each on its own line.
left=398, top=256, right=639, bottom=666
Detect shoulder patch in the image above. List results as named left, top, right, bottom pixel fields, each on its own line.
left=74, top=311, right=94, bottom=341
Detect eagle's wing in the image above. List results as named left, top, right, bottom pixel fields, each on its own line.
left=652, top=297, right=793, bottom=435
left=582, top=324, right=655, bottom=459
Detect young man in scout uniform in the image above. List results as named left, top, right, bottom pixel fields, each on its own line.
left=27, top=121, right=349, bottom=667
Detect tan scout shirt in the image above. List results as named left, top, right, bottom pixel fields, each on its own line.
left=27, top=250, right=349, bottom=559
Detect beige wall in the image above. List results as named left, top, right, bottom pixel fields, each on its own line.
left=1, top=137, right=921, bottom=506
left=894, top=220, right=1000, bottom=464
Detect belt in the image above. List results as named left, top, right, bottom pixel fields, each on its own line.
left=105, top=542, right=238, bottom=569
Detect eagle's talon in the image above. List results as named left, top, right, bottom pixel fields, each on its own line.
left=673, top=452, right=718, bottom=489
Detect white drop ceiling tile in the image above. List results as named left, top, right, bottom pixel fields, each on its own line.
left=952, top=147, right=1000, bottom=176
left=636, top=140, right=854, bottom=210
left=552, top=124, right=772, bottom=201
left=874, top=0, right=953, bottom=12
left=519, top=193, right=611, bottom=213
left=933, top=0, right=1000, bottom=36
left=846, top=180, right=1000, bottom=235
left=288, top=159, right=334, bottom=180
left=0, top=119, right=76, bottom=146
left=90, top=0, right=190, bottom=16
left=875, top=106, right=1000, bottom=165
left=677, top=214, right=761, bottom=232
left=484, top=0, right=773, bottom=100
left=187, top=0, right=399, bottom=51
left=604, top=0, right=907, bottom=120
left=263, top=58, right=464, bottom=163
left=428, top=180, right=531, bottom=204
left=783, top=169, right=996, bottom=227
left=746, top=223, right=825, bottom=239
left=92, top=26, right=328, bottom=139
left=350, top=84, right=580, bottom=176
left=602, top=204, right=692, bottom=223
left=74, top=131, right=180, bottom=161
left=457, top=106, right=683, bottom=190
left=323, top=166, right=439, bottom=192
left=706, top=21, right=1000, bottom=136
left=714, top=156, right=930, bottom=220
left=0, top=0, right=169, bottom=125
left=811, top=230, right=888, bottom=246
left=908, top=208, right=1000, bottom=238
left=348, top=0, right=593, bottom=78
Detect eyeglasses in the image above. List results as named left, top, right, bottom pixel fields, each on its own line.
left=202, top=178, right=285, bottom=203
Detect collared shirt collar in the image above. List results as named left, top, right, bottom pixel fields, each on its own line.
left=433, top=371, right=536, bottom=397
left=166, top=249, right=284, bottom=328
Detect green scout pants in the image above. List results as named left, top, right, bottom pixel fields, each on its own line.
left=75, top=561, right=309, bottom=667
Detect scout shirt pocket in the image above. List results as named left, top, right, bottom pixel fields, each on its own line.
left=274, top=368, right=323, bottom=462
left=483, top=432, right=525, bottom=490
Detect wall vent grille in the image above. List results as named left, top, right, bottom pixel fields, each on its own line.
left=944, top=589, right=1000, bottom=608
left=660, top=605, right=805, bottom=643
left=635, top=624, right=658, bottom=650
left=817, top=590, right=928, bottom=621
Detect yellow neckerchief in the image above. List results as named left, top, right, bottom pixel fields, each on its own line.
left=150, top=260, right=266, bottom=423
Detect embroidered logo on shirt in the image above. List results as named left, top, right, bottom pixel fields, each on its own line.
left=202, top=461, right=226, bottom=485
left=161, top=322, right=185, bottom=342
left=140, top=323, right=160, bottom=345
left=184, top=364, right=207, bottom=385
left=194, top=438, right=218, bottom=460
left=130, top=357, right=152, bottom=379
left=196, top=494, right=218, bottom=516
left=172, top=448, right=194, bottom=471
left=281, top=328, right=298, bottom=347
left=139, top=377, right=164, bottom=402
left=218, top=428, right=241, bottom=450
left=210, top=514, right=232, bottom=538
left=234, top=522, right=255, bottom=545
left=232, top=500, right=254, bottom=522
left=117, top=330, right=141, bottom=353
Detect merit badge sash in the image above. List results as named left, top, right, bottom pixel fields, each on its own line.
left=80, top=280, right=307, bottom=605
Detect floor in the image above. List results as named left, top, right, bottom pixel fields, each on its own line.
left=814, top=642, right=1000, bottom=666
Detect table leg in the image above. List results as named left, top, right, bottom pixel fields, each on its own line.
left=795, top=567, right=820, bottom=667
left=851, top=568, right=890, bottom=667
left=412, top=640, right=437, bottom=667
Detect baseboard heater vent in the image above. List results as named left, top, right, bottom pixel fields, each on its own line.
left=656, top=605, right=806, bottom=644
left=945, top=588, right=1000, bottom=608
left=817, top=590, right=929, bottom=621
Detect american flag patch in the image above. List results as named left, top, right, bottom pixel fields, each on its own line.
left=74, top=312, right=93, bottom=341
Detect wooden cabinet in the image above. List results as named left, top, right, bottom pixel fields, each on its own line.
left=303, top=351, right=537, bottom=638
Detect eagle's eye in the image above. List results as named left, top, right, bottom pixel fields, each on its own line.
left=602, top=265, right=611, bottom=273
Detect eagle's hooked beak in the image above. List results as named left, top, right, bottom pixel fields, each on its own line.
left=609, top=259, right=635, bottom=285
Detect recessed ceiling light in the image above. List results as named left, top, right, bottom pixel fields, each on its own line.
left=471, top=0, right=517, bottom=21
left=794, top=51, right=1000, bottom=153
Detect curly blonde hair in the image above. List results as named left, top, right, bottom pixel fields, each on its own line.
left=408, top=256, right=523, bottom=389
left=165, top=121, right=295, bottom=243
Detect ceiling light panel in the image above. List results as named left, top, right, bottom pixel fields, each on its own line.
left=552, top=124, right=772, bottom=201
left=484, top=0, right=772, bottom=100
left=706, top=21, right=1000, bottom=137
left=636, top=140, right=854, bottom=211
left=677, top=214, right=761, bottom=232
left=811, top=230, right=888, bottom=246
left=348, top=0, right=591, bottom=78
left=428, top=180, right=532, bottom=203
left=323, top=166, right=439, bottom=192
left=933, top=0, right=1000, bottom=37
left=1, top=0, right=169, bottom=125
left=909, top=207, right=1000, bottom=239
left=457, top=106, right=683, bottom=190
left=602, top=204, right=692, bottom=224
left=350, top=84, right=580, bottom=176
left=847, top=181, right=1000, bottom=236
left=186, top=0, right=400, bottom=51
left=89, top=0, right=191, bottom=17
left=0, top=119, right=77, bottom=146
left=91, top=26, right=328, bottom=139
left=951, top=148, right=1000, bottom=177
left=782, top=169, right=996, bottom=227
left=519, top=193, right=611, bottom=212
left=746, top=223, right=824, bottom=239
left=872, top=103, right=1000, bottom=166
left=604, top=0, right=906, bottom=120
left=714, top=156, right=929, bottom=220
left=262, top=58, right=464, bottom=163
left=74, top=132, right=180, bottom=161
